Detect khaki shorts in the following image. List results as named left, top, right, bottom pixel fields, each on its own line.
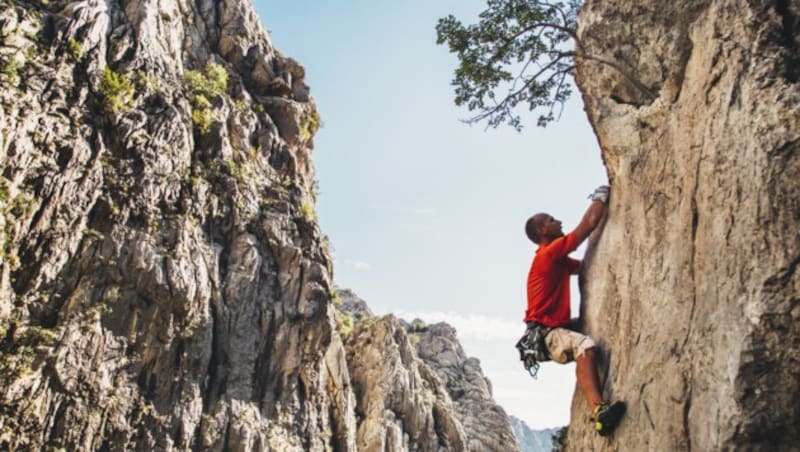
left=545, top=328, right=597, bottom=364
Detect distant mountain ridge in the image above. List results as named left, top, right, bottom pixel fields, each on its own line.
left=509, top=416, right=561, bottom=452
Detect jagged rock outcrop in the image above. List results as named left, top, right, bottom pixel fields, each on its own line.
left=570, top=1, right=799, bottom=450
left=345, top=315, right=467, bottom=451
left=508, top=417, right=560, bottom=452
left=412, top=321, right=519, bottom=452
left=336, top=287, right=374, bottom=322
left=0, top=2, right=521, bottom=449
left=0, top=0, right=349, bottom=449
left=335, top=289, right=519, bottom=452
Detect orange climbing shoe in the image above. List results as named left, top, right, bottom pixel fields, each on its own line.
left=594, top=401, right=626, bottom=436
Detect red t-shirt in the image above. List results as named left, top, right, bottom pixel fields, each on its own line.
left=525, top=232, right=581, bottom=327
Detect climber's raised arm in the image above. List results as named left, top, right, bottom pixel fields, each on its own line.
left=571, top=186, right=609, bottom=245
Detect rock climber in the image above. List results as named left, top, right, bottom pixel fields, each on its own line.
left=523, top=185, right=626, bottom=436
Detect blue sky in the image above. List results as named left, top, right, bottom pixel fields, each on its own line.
left=254, top=1, right=607, bottom=429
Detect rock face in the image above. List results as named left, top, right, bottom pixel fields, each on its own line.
left=0, top=0, right=344, bottom=449
left=345, top=315, right=468, bottom=451
left=337, top=289, right=519, bottom=452
left=0, top=3, right=519, bottom=449
left=570, top=0, right=799, bottom=450
left=412, top=322, right=519, bottom=452
left=508, top=417, right=560, bottom=452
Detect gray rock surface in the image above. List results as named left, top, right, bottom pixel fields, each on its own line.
left=0, top=2, right=521, bottom=449
left=335, top=289, right=519, bottom=452
left=0, top=0, right=349, bottom=449
left=569, top=0, right=800, bottom=450
left=508, top=417, right=560, bottom=452
left=345, top=315, right=467, bottom=452
left=336, top=287, right=374, bottom=322
left=412, top=321, right=520, bottom=452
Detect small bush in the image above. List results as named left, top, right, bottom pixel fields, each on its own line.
left=24, top=326, right=58, bottom=345
left=183, top=63, right=229, bottom=135
left=330, top=290, right=342, bottom=307
left=192, top=108, right=214, bottom=135
left=410, top=319, right=427, bottom=333
left=183, top=63, right=228, bottom=99
left=9, top=194, right=33, bottom=218
left=300, top=110, right=321, bottom=142
left=67, top=38, right=83, bottom=61
left=99, top=67, right=134, bottom=113
left=0, top=57, right=21, bottom=85
left=0, top=181, right=8, bottom=203
left=338, top=312, right=354, bottom=340
left=300, top=200, right=317, bottom=221
left=134, top=70, right=161, bottom=92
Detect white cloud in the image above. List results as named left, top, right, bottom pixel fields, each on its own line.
left=393, top=310, right=523, bottom=341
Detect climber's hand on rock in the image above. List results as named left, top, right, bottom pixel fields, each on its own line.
left=588, top=185, right=610, bottom=203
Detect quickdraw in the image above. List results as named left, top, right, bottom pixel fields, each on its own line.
left=515, top=323, right=552, bottom=378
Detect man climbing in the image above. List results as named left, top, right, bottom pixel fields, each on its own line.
left=523, top=185, right=626, bottom=436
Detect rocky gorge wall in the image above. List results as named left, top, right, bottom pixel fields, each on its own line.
left=0, top=0, right=349, bottom=449
left=335, top=289, right=520, bottom=452
left=0, top=1, right=520, bottom=450
left=570, top=0, right=799, bottom=450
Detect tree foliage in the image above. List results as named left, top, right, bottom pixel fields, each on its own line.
left=436, top=0, right=581, bottom=130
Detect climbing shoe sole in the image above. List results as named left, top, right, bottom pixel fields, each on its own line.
left=595, top=401, right=626, bottom=437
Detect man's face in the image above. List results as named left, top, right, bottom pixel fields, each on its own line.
left=536, top=214, right=564, bottom=240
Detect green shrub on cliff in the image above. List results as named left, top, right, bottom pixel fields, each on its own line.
left=184, top=63, right=229, bottom=134
left=338, top=312, right=354, bottom=340
left=0, top=56, right=21, bottom=86
left=184, top=63, right=228, bottom=98
left=300, top=200, right=317, bottom=221
left=299, top=109, right=321, bottom=141
left=191, top=108, right=214, bottom=135
left=99, top=67, right=134, bottom=113
left=67, top=38, right=83, bottom=61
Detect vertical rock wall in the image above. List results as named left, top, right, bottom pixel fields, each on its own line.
left=0, top=1, right=522, bottom=450
left=414, top=322, right=520, bottom=452
left=571, top=0, right=799, bottom=450
left=335, top=289, right=521, bottom=452
left=0, top=0, right=355, bottom=449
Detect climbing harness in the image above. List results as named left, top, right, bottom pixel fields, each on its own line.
left=515, top=322, right=552, bottom=378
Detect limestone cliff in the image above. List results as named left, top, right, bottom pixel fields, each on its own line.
left=508, top=418, right=560, bottom=452
left=570, top=0, right=799, bottom=450
left=0, top=0, right=344, bottom=449
left=336, top=289, right=519, bottom=452
left=411, top=321, right=519, bottom=452
left=0, top=1, right=519, bottom=450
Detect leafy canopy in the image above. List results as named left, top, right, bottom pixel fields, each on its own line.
left=436, top=0, right=581, bottom=130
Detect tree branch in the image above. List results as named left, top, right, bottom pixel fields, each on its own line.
left=469, top=53, right=571, bottom=123
left=489, top=22, right=577, bottom=63
left=578, top=52, right=658, bottom=100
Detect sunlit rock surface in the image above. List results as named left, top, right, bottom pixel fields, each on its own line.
left=0, top=2, right=521, bottom=449
left=571, top=0, right=799, bottom=450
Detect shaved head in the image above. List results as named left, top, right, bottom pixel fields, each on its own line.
left=525, top=213, right=549, bottom=244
